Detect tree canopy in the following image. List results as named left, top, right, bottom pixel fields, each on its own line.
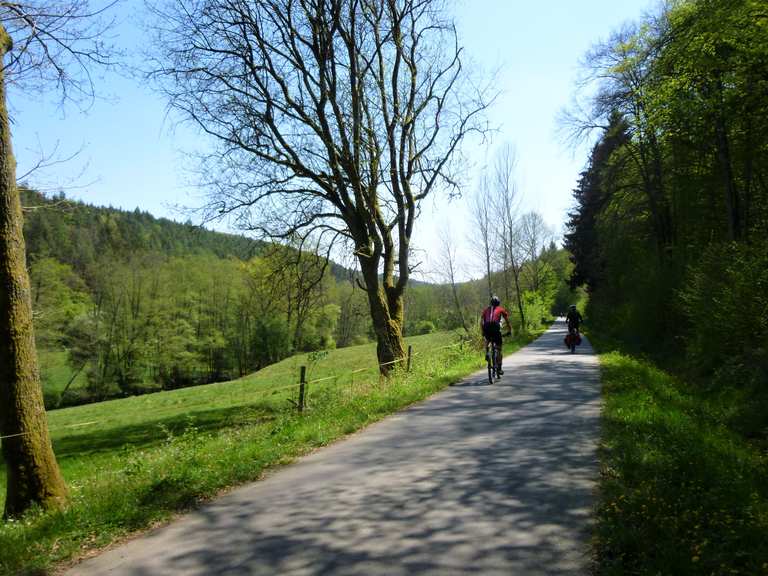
left=148, top=0, right=490, bottom=372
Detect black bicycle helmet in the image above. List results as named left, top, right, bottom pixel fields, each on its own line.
left=490, top=295, right=500, bottom=306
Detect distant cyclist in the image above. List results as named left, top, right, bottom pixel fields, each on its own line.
left=481, top=295, right=511, bottom=375
left=565, top=305, right=583, bottom=335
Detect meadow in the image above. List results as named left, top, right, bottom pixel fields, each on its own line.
left=0, top=330, right=539, bottom=575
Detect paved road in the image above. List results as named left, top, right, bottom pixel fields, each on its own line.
left=68, top=320, right=600, bottom=576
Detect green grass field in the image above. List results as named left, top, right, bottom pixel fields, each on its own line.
left=593, top=347, right=768, bottom=575
left=38, top=349, right=89, bottom=405
left=0, top=329, right=540, bottom=575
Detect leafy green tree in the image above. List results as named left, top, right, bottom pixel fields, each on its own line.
left=651, top=0, right=768, bottom=243
left=29, top=258, right=91, bottom=347
left=566, top=0, right=768, bottom=362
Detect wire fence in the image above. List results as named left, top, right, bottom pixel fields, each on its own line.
left=0, top=339, right=472, bottom=442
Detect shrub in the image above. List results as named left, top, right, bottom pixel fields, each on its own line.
left=522, top=291, right=551, bottom=331
left=679, top=242, right=768, bottom=388
left=413, top=320, right=436, bottom=335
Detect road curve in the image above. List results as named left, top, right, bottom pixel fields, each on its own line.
left=67, top=320, right=601, bottom=576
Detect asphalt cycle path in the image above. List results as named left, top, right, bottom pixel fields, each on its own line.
left=67, top=319, right=601, bottom=576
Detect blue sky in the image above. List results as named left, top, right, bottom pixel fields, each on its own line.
left=417, top=0, right=657, bottom=279
left=11, top=0, right=656, bottom=278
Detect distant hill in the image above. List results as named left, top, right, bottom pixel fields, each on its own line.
left=19, top=189, right=372, bottom=408
left=20, top=188, right=354, bottom=281
left=20, top=189, right=262, bottom=268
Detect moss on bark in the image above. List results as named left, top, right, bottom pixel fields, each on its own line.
left=0, top=23, right=67, bottom=518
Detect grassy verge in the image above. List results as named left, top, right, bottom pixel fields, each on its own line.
left=592, top=338, right=768, bottom=575
left=0, top=329, right=539, bottom=575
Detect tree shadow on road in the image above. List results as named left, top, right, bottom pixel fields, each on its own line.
left=102, top=323, right=601, bottom=576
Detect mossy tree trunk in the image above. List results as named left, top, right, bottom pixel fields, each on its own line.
left=359, top=255, right=406, bottom=376
left=0, top=25, right=67, bottom=518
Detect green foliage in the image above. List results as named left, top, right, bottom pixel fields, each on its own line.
left=566, top=2, right=768, bottom=572
left=594, top=349, right=768, bottom=575
left=412, top=320, right=436, bottom=335
left=28, top=257, right=92, bottom=348
left=250, top=316, right=292, bottom=367
left=18, top=192, right=375, bottom=406
left=456, top=246, right=576, bottom=334
left=335, top=282, right=371, bottom=347
left=546, top=246, right=579, bottom=316
left=38, top=350, right=89, bottom=408
left=564, top=0, right=768, bottom=348
left=521, top=290, right=551, bottom=332
left=300, top=304, right=340, bottom=351
left=21, top=189, right=258, bottom=266
left=680, top=243, right=768, bottom=403
left=567, top=0, right=768, bottom=354
left=404, top=283, right=452, bottom=332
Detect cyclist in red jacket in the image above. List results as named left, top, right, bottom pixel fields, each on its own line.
left=481, top=295, right=511, bottom=375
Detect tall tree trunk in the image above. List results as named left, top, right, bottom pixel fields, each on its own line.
left=450, top=283, right=469, bottom=334
left=359, top=259, right=405, bottom=375
left=741, top=111, right=753, bottom=241
left=442, top=233, right=469, bottom=333
left=633, top=101, right=674, bottom=253
left=484, top=244, right=493, bottom=299
left=714, top=115, right=741, bottom=241
left=713, top=77, right=741, bottom=241
left=502, top=255, right=512, bottom=305
left=0, top=25, right=67, bottom=518
left=511, top=265, right=526, bottom=332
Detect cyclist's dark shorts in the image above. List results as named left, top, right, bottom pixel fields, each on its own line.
left=482, top=322, right=503, bottom=346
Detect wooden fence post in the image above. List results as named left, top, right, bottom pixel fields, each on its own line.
left=298, top=366, right=306, bottom=413
left=406, top=345, right=413, bottom=373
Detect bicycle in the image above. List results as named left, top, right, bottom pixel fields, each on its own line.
left=565, top=326, right=581, bottom=353
left=485, top=330, right=510, bottom=384
left=486, top=340, right=501, bottom=384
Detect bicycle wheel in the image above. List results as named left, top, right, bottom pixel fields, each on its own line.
left=487, top=345, right=494, bottom=385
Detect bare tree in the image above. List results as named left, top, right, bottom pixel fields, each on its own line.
left=491, top=144, right=526, bottom=330
left=148, top=0, right=489, bottom=373
left=263, top=240, right=331, bottom=351
left=437, top=225, right=468, bottom=333
left=0, top=1, right=117, bottom=518
left=469, top=172, right=494, bottom=299
left=519, top=211, right=553, bottom=292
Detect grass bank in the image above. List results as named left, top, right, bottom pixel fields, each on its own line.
left=593, top=341, right=768, bottom=575
left=0, top=329, right=540, bottom=575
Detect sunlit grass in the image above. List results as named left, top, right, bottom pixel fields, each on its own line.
left=0, top=330, right=540, bottom=575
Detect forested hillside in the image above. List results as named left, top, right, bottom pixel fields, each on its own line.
left=22, top=190, right=363, bottom=405
left=21, top=188, right=258, bottom=264
left=566, top=0, right=767, bottom=448
left=23, top=190, right=573, bottom=408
